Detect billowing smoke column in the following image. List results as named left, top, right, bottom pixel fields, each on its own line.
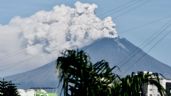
left=0, top=1, right=118, bottom=76
left=10, top=1, right=118, bottom=55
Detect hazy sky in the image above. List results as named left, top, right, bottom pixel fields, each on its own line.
left=0, top=0, right=171, bottom=69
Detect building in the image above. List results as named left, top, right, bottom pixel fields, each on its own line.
left=141, top=71, right=171, bottom=96
left=18, top=89, right=57, bottom=96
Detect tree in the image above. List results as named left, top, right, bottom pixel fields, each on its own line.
left=0, top=79, right=19, bottom=96
left=56, top=49, right=165, bottom=96
left=56, top=50, right=119, bottom=96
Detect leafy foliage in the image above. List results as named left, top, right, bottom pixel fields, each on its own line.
left=56, top=49, right=165, bottom=96
left=0, top=79, right=19, bottom=96
left=57, top=50, right=119, bottom=96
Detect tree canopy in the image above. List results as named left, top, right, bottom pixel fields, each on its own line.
left=56, top=49, right=165, bottom=96
left=0, top=79, right=19, bottom=96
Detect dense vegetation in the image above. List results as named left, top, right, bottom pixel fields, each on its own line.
left=0, top=79, right=19, bottom=96
left=57, top=50, right=165, bottom=96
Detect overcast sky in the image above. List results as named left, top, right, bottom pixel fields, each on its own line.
left=0, top=0, right=171, bottom=75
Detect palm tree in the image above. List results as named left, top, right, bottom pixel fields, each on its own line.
left=56, top=49, right=165, bottom=96
left=56, top=50, right=119, bottom=96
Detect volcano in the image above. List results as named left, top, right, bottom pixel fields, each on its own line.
left=6, top=37, right=171, bottom=89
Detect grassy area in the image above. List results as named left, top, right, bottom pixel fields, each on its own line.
left=35, top=93, right=56, bottom=96
left=47, top=93, right=57, bottom=96
left=35, top=90, right=57, bottom=96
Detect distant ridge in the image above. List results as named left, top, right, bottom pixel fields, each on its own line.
left=6, top=61, right=58, bottom=89
left=6, top=37, right=171, bottom=89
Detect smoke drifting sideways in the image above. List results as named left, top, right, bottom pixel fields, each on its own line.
left=0, top=1, right=118, bottom=76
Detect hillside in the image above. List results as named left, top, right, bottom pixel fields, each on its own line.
left=6, top=37, right=171, bottom=89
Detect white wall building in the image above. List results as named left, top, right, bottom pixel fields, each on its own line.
left=18, top=89, right=35, bottom=96
left=142, top=71, right=171, bottom=96
left=17, top=89, right=49, bottom=96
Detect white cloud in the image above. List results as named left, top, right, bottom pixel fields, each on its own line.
left=0, top=1, right=118, bottom=76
